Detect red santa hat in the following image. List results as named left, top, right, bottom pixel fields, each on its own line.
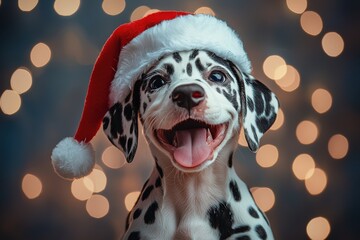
left=51, top=10, right=251, bottom=179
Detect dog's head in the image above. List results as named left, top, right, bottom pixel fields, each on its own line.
left=103, top=50, right=279, bottom=172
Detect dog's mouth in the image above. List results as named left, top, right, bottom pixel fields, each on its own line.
left=155, top=119, right=228, bottom=169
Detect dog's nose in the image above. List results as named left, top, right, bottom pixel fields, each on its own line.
left=172, top=84, right=205, bottom=110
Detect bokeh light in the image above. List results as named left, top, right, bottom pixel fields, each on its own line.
left=102, top=0, right=126, bottom=16
left=124, top=191, right=140, bottom=211
left=300, top=11, right=323, bottom=36
left=18, top=0, right=38, bottom=12
left=86, top=168, right=107, bottom=193
left=0, top=90, right=21, bottom=115
left=102, top=146, right=126, bottom=169
left=292, top=154, right=315, bottom=180
left=71, top=178, right=94, bottom=201
left=306, top=216, right=331, bottom=240
left=305, top=168, right=327, bottom=195
left=296, top=120, right=318, bottom=145
left=256, top=144, right=279, bottom=168
left=275, top=65, right=301, bottom=92
left=30, top=42, right=51, bottom=68
left=263, top=55, right=287, bottom=80
left=194, top=7, right=216, bottom=16
left=22, top=174, right=42, bottom=199
left=322, top=32, right=344, bottom=57
left=10, top=67, right=32, bottom=94
left=311, top=88, right=332, bottom=114
left=270, top=108, right=284, bottom=131
left=328, top=134, right=349, bottom=159
left=238, top=128, right=248, bottom=147
left=130, top=5, right=150, bottom=22
left=251, top=187, right=275, bottom=212
left=144, top=9, right=160, bottom=17
left=286, top=0, right=307, bottom=14
left=54, top=0, right=80, bottom=16
left=86, top=194, right=110, bottom=218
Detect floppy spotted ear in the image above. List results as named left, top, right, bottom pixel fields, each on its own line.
left=239, top=72, right=279, bottom=151
left=102, top=81, right=141, bottom=163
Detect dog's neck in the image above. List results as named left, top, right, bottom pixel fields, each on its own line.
left=148, top=137, right=238, bottom=216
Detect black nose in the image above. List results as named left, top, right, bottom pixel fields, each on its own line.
left=172, top=84, right=205, bottom=111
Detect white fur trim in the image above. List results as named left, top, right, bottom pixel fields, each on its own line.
left=110, top=14, right=251, bottom=104
left=51, top=137, right=95, bottom=179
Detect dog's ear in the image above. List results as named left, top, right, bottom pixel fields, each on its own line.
left=102, top=81, right=141, bottom=163
left=230, top=64, right=279, bottom=152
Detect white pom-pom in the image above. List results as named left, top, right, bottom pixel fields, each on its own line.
left=51, top=137, right=95, bottom=179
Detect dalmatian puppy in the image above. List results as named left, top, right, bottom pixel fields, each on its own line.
left=103, top=50, right=279, bottom=240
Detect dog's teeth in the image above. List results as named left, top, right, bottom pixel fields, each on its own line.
left=207, top=128, right=213, bottom=142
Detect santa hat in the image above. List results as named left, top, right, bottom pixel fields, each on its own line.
left=51, top=10, right=251, bottom=179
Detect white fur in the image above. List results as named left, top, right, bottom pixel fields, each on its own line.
left=51, top=137, right=95, bottom=179
left=110, top=14, right=251, bottom=104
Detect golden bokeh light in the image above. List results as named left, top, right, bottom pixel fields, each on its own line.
left=194, top=7, right=216, bottom=16
left=328, top=134, right=349, bottom=159
left=322, top=32, right=344, bottom=57
left=22, top=174, right=42, bottom=199
left=250, top=187, right=275, bottom=212
left=311, top=88, right=332, bottom=114
left=270, top=108, right=284, bottom=131
left=102, top=0, right=125, bottom=16
left=305, top=168, right=327, bottom=195
left=144, top=9, right=160, bottom=17
left=296, top=120, right=318, bottom=145
left=86, top=194, right=110, bottom=218
left=256, top=144, right=279, bottom=168
left=71, top=178, right=94, bottom=201
left=286, top=0, right=307, bottom=14
left=306, top=216, right=331, bottom=240
left=102, top=146, right=126, bottom=169
left=238, top=128, right=248, bottom=147
left=18, top=0, right=38, bottom=12
left=300, top=11, right=323, bottom=36
left=130, top=5, right=150, bottom=22
left=263, top=55, right=287, bottom=80
left=10, top=67, right=32, bottom=94
left=275, top=65, right=301, bottom=92
left=124, top=191, right=140, bottom=211
left=292, top=154, right=315, bottom=180
left=86, top=168, right=107, bottom=193
left=30, top=42, right=51, bottom=68
left=0, top=90, right=21, bottom=115
left=54, top=0, right=80, bottom=16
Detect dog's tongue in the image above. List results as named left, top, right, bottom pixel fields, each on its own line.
left=173, top=128, right=211, bottom=168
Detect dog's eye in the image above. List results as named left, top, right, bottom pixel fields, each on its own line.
left=149, top=76, right=166, bottom=90
left=209, top=71, right=226, bottom=83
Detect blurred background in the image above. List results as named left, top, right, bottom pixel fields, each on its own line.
left=0, top=0, right=359, bottom=239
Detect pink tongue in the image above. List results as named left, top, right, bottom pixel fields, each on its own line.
left=173, top=128, right=211, bottom=168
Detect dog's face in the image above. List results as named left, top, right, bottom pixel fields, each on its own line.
left=103, top=50, right=279, bottom=172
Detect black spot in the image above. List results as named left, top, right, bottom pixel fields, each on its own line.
left=130, top=123, right=134, bottom=134
left=119, top=136, right=127, bottom=152
left=109, top=103, right=123, bottom=138
left=155, top=161, right=164, bottom=178
left=216, top=87, right=221, bottom=94
left=127, top=137, right=133, bottom=154
left=125, top=92, right=132, bottom=103
left=206, top=51, right=232, bottom=69
left=254, top=91, right=265, bottom=116
left=244, top=129, right=257, bottom=151
left=103, top=116, right=109, bottom=130
left=223, top=89, right=239, bottom=110
left=173, top=52, right=182, bottom=63
left=247, top=96, right=254, bottom=112
left=144, top=201, right=159, bottom=224
left=124, top=104, right=133, bottom=121
left=248, top=206, right=259, bottom=219
left=229, top=180, right=241, bottom=201
left=155, top=177, right=162, bottom=188
left=141, top=185, right=154, bottom=201
left=164, top=64, right=174, bottom=76
left=186, top=63, right=192, bottom=76
left=255, top=225, right=267, bottom=240
left=195, top=58, right=205, bottom=72
left=189, top=50, right=199, bottom=60
left=133, top=208, right=142, bottom=220
left=128, top=231, right=140, bottom=240
left=142, top=102, right=147, bottom=113
left=251, top=125, right=259, bottom=143
left=206, top=62, right=212, bottom=67
left=236, top=236, right=250, bottom=240
left=125, top=211, right=131, bottom=231
left=228, top=153, right=233, bottom=168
